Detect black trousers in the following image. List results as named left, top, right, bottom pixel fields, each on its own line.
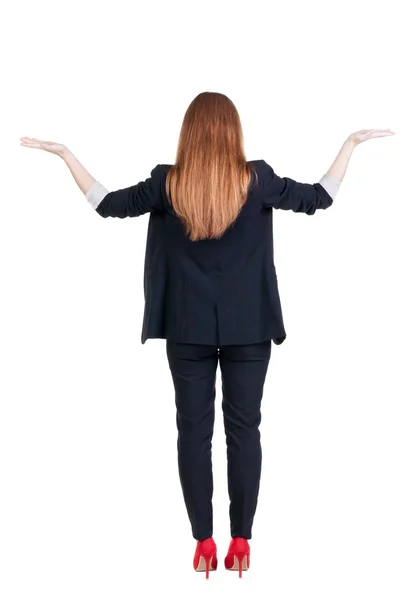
left=166, top=339, right=272, bottom=541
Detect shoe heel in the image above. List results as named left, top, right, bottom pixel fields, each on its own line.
left=195, top=552, right=216, bottom=579
left=205, top=555, right=211, bottom=579
left=238, top=555, right=243, bottom=578
left=205, top=553, right=216, bottom=579
left=234, top=552, right=248, bottom=578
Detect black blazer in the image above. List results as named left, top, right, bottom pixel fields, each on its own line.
left=95, top=159, right=334, bottom=346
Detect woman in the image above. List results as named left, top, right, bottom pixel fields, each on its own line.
left=20, top=92, right=394, bottom=578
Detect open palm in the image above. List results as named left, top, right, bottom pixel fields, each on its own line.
left=348, top=129, right=395, bottom=146
left=20, top=137, right=66, bottom=155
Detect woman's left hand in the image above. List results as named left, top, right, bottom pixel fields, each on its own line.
left=20, top=137, right=67, bottom=156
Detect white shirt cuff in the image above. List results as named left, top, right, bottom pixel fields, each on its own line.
left=318, top=173, right=341, bottom=199
left=86, top=181, right=109, bottom=209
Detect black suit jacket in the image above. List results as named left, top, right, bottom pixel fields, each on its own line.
left=95, top=159, right=334, bottom=345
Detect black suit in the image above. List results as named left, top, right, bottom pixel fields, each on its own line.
left=94, top=159, right=334, bottom=540
left=95, top=159, right=334, bottom=346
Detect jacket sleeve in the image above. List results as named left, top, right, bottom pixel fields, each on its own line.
left=87, top=164, right=165, bottom=218
left=261, top=159, right=338, bottom=215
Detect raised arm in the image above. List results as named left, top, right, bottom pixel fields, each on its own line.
left=262, top=128, right=395, bottom=215
left=85, top=166, right=164, bottom=218
left=20, top=138, right=97, bottom=195
left=20, top=137, right=165, bottom=218
left=326, top=128, right=395, bottom=182
left=261, top=161, right=339, bottom=215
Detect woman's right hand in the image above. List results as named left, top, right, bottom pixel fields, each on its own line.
left=347, top=128, right=395, bottom=148
left=326, top=128, right=395, bottom=182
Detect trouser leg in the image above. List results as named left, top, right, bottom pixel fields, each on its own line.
left=219, top=340, right=271, bottom=539
left=166, top=340, right=219, bottom=541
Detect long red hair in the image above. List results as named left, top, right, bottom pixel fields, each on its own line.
left=165, top=92, right=257, bottom=241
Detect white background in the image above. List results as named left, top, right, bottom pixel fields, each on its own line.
left=1, top=1, right=406, bottom=598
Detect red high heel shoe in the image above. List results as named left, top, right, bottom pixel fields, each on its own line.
left=193, top=537, right=218, bottom=579
left=224, top=537, right=250, bottom=577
